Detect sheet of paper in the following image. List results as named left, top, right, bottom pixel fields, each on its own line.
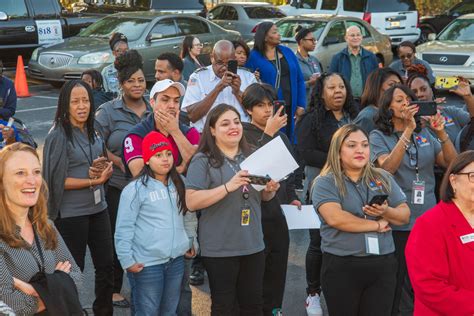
left=281, top=205, right=321, bottom=230
left=240, top=136, right=299, bottom=191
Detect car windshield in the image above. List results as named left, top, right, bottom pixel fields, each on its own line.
left=244, top=6, right=286, bottom=19
left=276, top=20, right=327, bottom=42
left=438, top=19, right=474, bottom=41
left=366, top=0, right=416, bottom=12
left=78, top=17, right=150, bottom=40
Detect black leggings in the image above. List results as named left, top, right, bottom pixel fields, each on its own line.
left=305, top=229, right=322, bottom=295
left=392, top=230, right=414, bottom=316
left=202, top=251, right=265, bottom=316
left=322, top=252, right=397, bottom=316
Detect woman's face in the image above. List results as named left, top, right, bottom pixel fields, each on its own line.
left=190, top=38, right=203, bottom=57
left=381, top=75, right=401, bottom=93
left=69, top=85, right=91, bottom=127
left=410, top=77, right=433, bottom=101
left=450, top=162, right=474, bottom=205
left=235, top=46, right=248, bottom=67
left=3, top=151, right=42, bottom=212
left=322, top=75, right=347, bottom=111
left=340, top=130, right=370, bottom=171
left=247, top=98, right=274, bottom=129
left=398, top=45, right=415, bottom=68
left=299, top=32, right=316, bottom=52
left=148, top=149, right=174, bottom=177
left=121, top=69, right=146, bottom=100
left=265, top=25, right=281, bottom=47
left=211, top=110, right=243, bottom=149
left=389, top=88, right=412, bottom=120
left=81, top=74, right=94, bottom=89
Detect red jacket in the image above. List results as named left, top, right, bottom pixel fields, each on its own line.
left=406, top=201, right=474, bottom=316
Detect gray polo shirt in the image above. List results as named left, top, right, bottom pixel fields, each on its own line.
left=95, top=98, right=151, bottom=189
left=296, top=52, right=322, bottom=106
left=59, top=128, right=107, bottom=218
left=354, top=105, right=378, bottom=134
left=435, top=105, right=470, bottom=143
left=185, top=152, right=265, bottom=257
left=370, top=128, right=441, bottom=230
left=312, top=172, right=406, bottom=257
left=389, top=58, right=435, bottom=84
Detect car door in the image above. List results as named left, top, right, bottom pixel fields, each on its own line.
left=29, top=0, right=67, bottom=43
left=176, top=16, right=214, bottom=65
left=209, top=5, right=232, bottom=30
left=316, top=20, right=347, bottom=71
left=316, top=0, right=339, bottom=15
left=141, top=18, right=180, bottom=82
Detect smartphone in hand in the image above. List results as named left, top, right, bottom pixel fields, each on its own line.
left=273, top=100, right=286, bottom=116
left=227, top=60, right=238, bottom=74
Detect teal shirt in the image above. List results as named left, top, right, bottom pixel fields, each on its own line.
left=349, top=53, right=363, bottom=97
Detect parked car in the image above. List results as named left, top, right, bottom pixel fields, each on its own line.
left=279, top=0, right=420, bottom=45
left=0, top=0, right=100, bottom=68
left=416, top=14, right=474, bottom=87
left=419, top=0, right=474, bottom=43
left=28, top=12, right=241, bottom=86
left=208, top=2, right=286, bottom=42
left=274, top=15, right=392, bottom=71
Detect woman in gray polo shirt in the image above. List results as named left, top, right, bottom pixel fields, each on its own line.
left=185, top=104, right=280, bottom=315
left=312, top=124, right=409, bottom=316
left=95, top=49, right=151, bottom=307
left=370, top=84, right=457, bottom=315
left=43, top=80, right=115, bottom=316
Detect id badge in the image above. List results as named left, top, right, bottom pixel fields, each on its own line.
left=365, top=233, right=380, bottom=255
left=412, top=180, right=425, bottom=205
left=94, top=188, right=101, bottom=205
left=241, top=209, right=250, bottom=226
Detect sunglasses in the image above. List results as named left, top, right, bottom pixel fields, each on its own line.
left=399, top=53, right=413, bottom=60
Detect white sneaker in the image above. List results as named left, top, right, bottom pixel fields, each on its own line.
left=305, top=294, right=323, bottom=316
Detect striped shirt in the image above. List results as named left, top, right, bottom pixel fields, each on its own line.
left=0, top=222, right=82, bottom=315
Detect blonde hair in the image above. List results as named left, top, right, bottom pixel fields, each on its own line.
left=318, top=124, right=391, bottom=197
left=0, top=143, right=58, bottom=249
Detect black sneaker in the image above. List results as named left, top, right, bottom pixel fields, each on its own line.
left=189, top=268, right=204, bottom=286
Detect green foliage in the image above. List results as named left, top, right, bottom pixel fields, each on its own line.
left=415, top=0, right=464, bottom=16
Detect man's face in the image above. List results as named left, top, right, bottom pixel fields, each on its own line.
left=112, top=42, right=128, bottom=58
left=211, top=50, right=236, bottom=79
left=150, top=86, right=181, bottom=118
left=155, top=59, right=178, bottom=82
left=345, top=27, right=362, bottom=49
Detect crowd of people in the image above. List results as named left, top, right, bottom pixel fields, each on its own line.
left=0, top=21, right=473, bottom=316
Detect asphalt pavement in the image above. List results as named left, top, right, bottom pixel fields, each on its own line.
left=11, top=74, right=465, bottom=316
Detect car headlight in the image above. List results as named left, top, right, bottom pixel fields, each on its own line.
left=78, top=52, right=111, bottom=64
left=31, top=48, right=40, bottom=61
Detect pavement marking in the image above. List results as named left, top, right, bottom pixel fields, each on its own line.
left=16, top=105, right=57, bottom=113
left=32, top=95, right=59, bottom=100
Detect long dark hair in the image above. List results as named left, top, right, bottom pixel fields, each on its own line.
left=115, top=49, right=144, bottom=84
left=253, top=21, right=274, bottom=54
left=197, top=104, right=252, bottom=168
left=54, top=80, right=96, bottom=144
left=81, top=69, right=104, bottom=90
left=309, top=73, right=358, bottom=133
left=360, top=68, right=403, bottom=108
left=138, top=164, right=188, bottom=214
left=460, top=119, right=474, bottom=152
left=440, top=150, right=474, bottom=201
left=181, top=35, right=196, bottom=59
left=374, top=84, right=417, bottom=136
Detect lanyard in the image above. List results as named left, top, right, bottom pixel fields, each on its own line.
left=224, top=157, right=250, bottom=204
left=395, top=133, right=420, bottom=180
left=270, top=47, right=281, bottom=91
left=348, top=180, right=369, bottom=218
left=73, top=132, right=94, bottom=166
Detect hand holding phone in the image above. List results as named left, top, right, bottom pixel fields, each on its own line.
left=227, top=60, right=238, bottom=74
left=410, top=100, right=437, bottom=116
left=368, top=194, right=388, bottom=206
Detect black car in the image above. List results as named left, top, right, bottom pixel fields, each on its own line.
left=419, top=0, right=474, bottom=42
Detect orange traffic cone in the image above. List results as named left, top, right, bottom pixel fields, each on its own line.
left=14, top=55, right=31, bottom=98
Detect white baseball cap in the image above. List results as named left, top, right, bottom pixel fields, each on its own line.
left=149, top=79, right=185, bottom=100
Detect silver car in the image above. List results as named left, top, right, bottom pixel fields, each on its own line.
left=275, top=15, right=393, bottom=71
left=208, top=2, right=286, bottom=42
left=28, top=12, right=241, bottom=86
left=416, top=14, right=474, bottom=86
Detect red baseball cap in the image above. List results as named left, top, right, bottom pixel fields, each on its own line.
left=142, top=131, right=173, bottom=163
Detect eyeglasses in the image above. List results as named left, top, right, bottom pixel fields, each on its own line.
left=303, top=38, right=316, bottom=42
left=399, top=53, right=413, bottom=60
left=456, top=172, right=474, bottom=183
left=193, top=43, right=203, bottom=48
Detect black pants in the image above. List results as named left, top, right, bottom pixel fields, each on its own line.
left=202, top=251, right=265, bottom=316
left=306, top=229, right=322, bottom=295
left=262, top=211, right=289, bottom=315
left=392, top=231, right=414, bottom=316
left=321, top=252, right=397, bottom=316
left=105, top=185, right=124, bottom=294
left=55, top=210, right=114, bottom=316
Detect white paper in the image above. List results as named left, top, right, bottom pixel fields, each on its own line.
left=36, top=20, right=63, bottom=45
left=281, top=205, right=320, bottom=230
left=240, top=136, right=299, bottom=191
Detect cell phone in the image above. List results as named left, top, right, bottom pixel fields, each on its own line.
left=273, top=100, right=286, bottom=116
left=410, top=100, right=437, bottom=116
left=247, top=174, right=272, bottom=185
left=368, top=194, right=388, bottom=206
left=227, top=60, right=238, bottom=74
left=435, top=76, right=459, bottom=90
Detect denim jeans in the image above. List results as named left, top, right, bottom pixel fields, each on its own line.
left=128, top=256, right=185, bottom=316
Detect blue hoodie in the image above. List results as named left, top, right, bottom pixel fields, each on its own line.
left=0, top=76, right=17, bottom=120
left=115, top=177, right=197, bottom=269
